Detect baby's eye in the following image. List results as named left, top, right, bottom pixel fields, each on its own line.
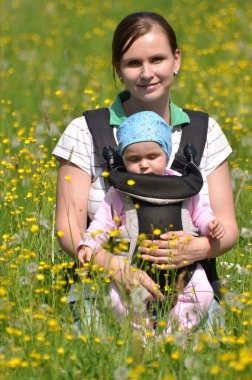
left=129, top=157, right=139, bottom=162
left=125, top=156, right=139, bottom=163
left=148, top=154, right=158, bottom=160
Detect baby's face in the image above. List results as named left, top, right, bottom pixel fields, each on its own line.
left=122, top=141, right=168, bottom=175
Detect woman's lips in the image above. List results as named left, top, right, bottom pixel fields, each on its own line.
left=138, top=82, right=160, bottom=90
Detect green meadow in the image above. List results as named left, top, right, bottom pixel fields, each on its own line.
left=0, top=0, right=251, bottom=379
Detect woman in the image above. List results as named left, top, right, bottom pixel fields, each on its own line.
left=53, top=12, right=238, bottom=308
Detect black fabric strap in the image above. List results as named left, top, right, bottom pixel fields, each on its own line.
left=84, top=108, right=116, bottom=171
left=108, top=163, right=203, bottom=201
left=171, top=109, right=208, bottom=172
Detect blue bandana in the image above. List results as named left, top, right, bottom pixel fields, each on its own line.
left=117, top=111, right=172, bottom=159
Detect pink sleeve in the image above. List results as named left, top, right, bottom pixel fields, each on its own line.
left=188, top=194, right=215, bottom=236
left=78, top=187, right=125, bottom=253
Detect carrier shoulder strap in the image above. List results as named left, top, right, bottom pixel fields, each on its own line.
left=84, top=108, right=115, bottom=171
left=171, top=109, right=208, bottom=172
left=84, top=108, right=208, bottom=173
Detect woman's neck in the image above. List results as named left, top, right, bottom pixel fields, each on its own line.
left=122, top=94, right=171, bottom=125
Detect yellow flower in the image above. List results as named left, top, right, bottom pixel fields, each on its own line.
left=57, top=230, right=65, bottom=237
left=104, top=98, right=111, bottom=105
left=56, top=347, right=65, bottom=355
left=164, top=335, right=174, bottom=344
left=7, top=357, right=22, bottom=368
left=171, top=351, right=180, bottom=360
left=36, top=274, right=45, bottom=281
left=84, top=89, right=93, bottom=94
left=158, top=320, right=167, bottom=328
left=125, top=357, right=134, bottom=364
left=236, top=335, right=247, bottom=345
left=80, top=335, right=87, bottom=343
left=102, top=171, right=109, bottom=177
left=48, top=319, right=59, bottom=327
left=91, top=229, right=103, bottom=237
left=0, top=287, right=7, bottom=297
left=127, top=179, right=135, bottom=186
left=109, top=229, right=121, bottom=237
left=30, top=224, right=39, bottom=232
left=55, top=90, right=63, bottom=97
left=210, top=365, right=220, bottom=375
left=64, top=175, right=71, bottom=180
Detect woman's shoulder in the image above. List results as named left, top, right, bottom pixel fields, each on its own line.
left=56, top=115, right=93, bottom=144
left=65, top=115, right=90, bottom=132
left=52, top=114, right=93, bottom=166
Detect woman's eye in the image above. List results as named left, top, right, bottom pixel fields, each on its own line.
left=127, top=60, right=141, bottom=67
left=152, top=56, right=164, bottom=63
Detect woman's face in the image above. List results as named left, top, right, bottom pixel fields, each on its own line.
left=118, top=24, right=181, bottom=106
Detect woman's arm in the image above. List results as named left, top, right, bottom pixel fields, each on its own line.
left=206, top=160, right=238, bottom=256
left=55, top=159, right=91, bottom=259
left=139, top=160, right=238, bottom=268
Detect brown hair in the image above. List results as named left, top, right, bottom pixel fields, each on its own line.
left=112, top=11, right=178, bottom=78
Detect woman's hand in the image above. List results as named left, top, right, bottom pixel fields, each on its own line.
left=91, top=249, right=165, bottom=302
left=138, top=231, right=211, bottom=270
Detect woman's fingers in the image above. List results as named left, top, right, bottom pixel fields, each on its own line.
left=141, top=253, right=188, bottom=268
left=160, top=230, right=187, bottom=239
left=141, top=253, right=173, bottom=264
left=152, top=263, right=177, bottom=270
left=138, top=231, right=191, bottom=255
left=138, top=242, right=173, bottom=255
left=129, top=269, right=165, bottom=301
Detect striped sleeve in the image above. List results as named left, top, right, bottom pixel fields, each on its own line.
left=52, top=116, right=94, bottom=176
left=203, top=117, right=232, bottom=176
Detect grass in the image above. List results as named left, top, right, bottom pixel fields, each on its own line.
left=0, top=0, right=251, bottom=379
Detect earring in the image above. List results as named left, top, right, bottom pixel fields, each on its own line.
left=119, top=76, right=124, bottom=83
left=173, top=71, right=179, bottom=77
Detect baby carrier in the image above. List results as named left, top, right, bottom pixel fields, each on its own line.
left=107, top=149, right=203, bottom=293
left=84, top=108, right=221, bottom=300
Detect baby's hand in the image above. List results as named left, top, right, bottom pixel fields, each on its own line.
left=77, top=246, right=93, bottom=266
left=208, top=219, right=226, bottom=239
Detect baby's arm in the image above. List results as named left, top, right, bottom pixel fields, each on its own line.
left=78, top=187, right=124, bottom=265
left=208, top=219, right=226, bottom=239
left=189, top=194, right=226, bottom=239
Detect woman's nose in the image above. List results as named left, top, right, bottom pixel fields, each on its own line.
left=140, top=63, right=153, bottom=79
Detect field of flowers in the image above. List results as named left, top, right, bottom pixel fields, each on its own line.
left=0, top=0, right=251, bottom=379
